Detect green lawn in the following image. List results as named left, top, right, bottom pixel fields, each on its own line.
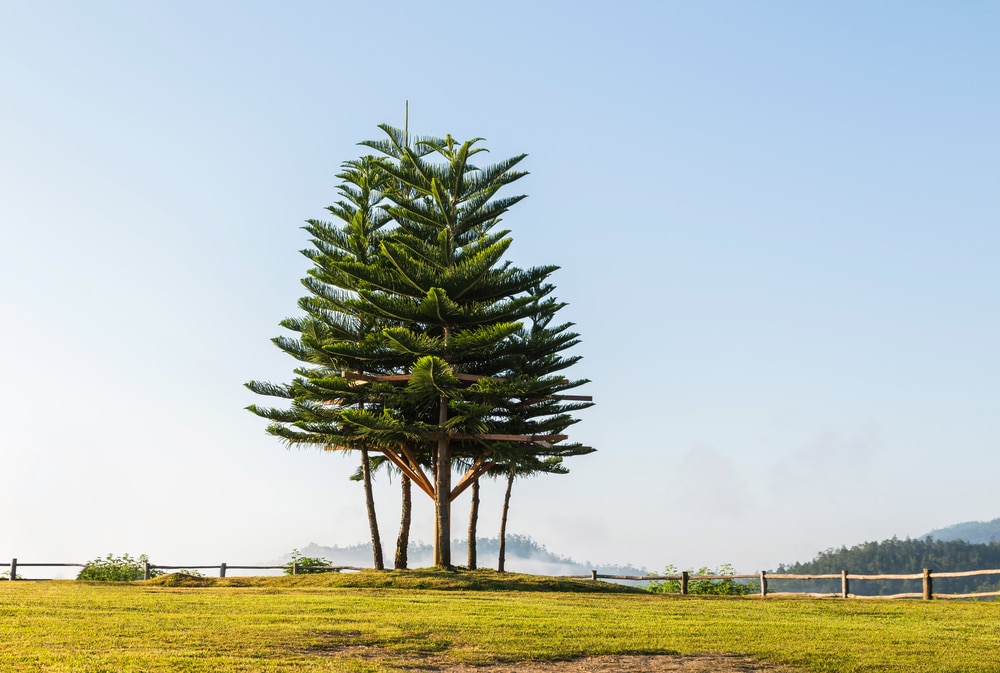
left=1, top=571, right=999, bottom=672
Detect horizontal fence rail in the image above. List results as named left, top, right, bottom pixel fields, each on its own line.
left=6, top=558, right=1000, bottom=600
left=586, top=568, right=1000, bottom=600
left=4, top=559, right=363, bottom=581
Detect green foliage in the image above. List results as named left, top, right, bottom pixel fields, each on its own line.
left=774, top=536, right=1000, bottom=596
left=646, top=564, right=682, bottom=593
left=0, top=570, right=21, bottom=580
left=283, top=548, right=339, bottom=575
left=76, top=553, right=162, bottom=581
left=648, top=563, right=759, bottom=595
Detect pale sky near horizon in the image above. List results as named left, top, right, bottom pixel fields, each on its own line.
left=2, top=1, right=998, bottom=578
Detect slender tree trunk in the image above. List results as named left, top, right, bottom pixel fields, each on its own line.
left=467, top=478, right=480, bottom=569
left=434, top=395, right=451, bottom=568
left=395, top=474, right=411, bottom=570
left=360, top=446, right=384, bottom=570
left=498, top=470, right=514, bottom=572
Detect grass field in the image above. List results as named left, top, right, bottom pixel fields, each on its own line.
left=1, top=570, right=999, bottom=672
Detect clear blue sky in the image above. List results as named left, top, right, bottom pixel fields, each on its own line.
left=2, top=1, right=997, bottom=575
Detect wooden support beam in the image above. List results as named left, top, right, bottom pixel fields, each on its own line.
left=398, top=444, right=435, bottom=497
left=326, top=442, right=434, bottom=498
left=450, top=459, right=495, bottom=501
left=428, top=432, right=568, bottom=444
left=341, top=371, right=412, bottom=382
left=379, top=449, right=434, bottom=499
left=341, top=371, right=504, bottom=384
left=454, top=373, right=505, bottom=382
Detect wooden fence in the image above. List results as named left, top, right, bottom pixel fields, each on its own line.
left=4, top=559, right=362, bottom=581
left=589, top=568, right=1000, bottom=600
left=7, top=558, right=1000, bottom=600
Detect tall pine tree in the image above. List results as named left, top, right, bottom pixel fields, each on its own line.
left=248, top=125, right=592, bottom=568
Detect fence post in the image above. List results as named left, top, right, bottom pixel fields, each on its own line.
left=220, top=563, right=227, bottom=578
left=590, top=570, right=597, bottom=581
left=292, top=562, right=297, bottom=576
left=841, top=570, right=849, bottom=598
left=923, top=568, right=933, bottom=600
left=680, top=571, right=689, bottom=595
left=759, top=570, right=768, bottom=597
left=9, top=558, right=16, bottom=581
left=143, top=561, right=150, bottom=581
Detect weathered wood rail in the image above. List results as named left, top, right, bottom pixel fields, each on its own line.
left=4, top=559, right=361, bottom=581
left=7, top=558, right=1000, bottom=599
left=583, top=568, right=1000, bottom=600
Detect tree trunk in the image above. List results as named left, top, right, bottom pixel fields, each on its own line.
left=360, top=446, right=384, bottom=570
left=433, top=395, right=451, bottom=568
left=497, top=470, right=514, bottom=572
left=395, top=474, right=411, bottom=570
left=467, top=478, right=480, bottom=569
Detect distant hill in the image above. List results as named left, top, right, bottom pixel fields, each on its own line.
left=922, top=518, right=1000, bottom=544
left=294, top=534, right=648, bottom=578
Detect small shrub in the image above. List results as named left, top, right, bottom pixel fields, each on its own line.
left=77, top=553, right=162, bottom=581
left=283, top=548, right=338, bottom=575
left=648, top=563, right=758, bottom=595
left=647, top=564, right=682, bottom=593
left=0, top=570, right=21, bottom=580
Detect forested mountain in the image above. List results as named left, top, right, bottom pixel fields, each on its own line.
left=773, top=536, right=1000, bottom=596
left=922, top=518, right=1000, bottom=545
left=296, top=535, right=646, bottom=578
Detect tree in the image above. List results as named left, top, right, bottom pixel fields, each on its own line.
left=489, top=285, right=595, bottom=572
left=248, top=125, right=593, bottom=568
left=494, top=447, right=593, bottom=572
left=395, top=473, right=412, bottom=569
left=246, top=156, right=392, bottom=570
left=351, top=453, right=415, bottom=569
left=467, top=477, right=481, bottom=569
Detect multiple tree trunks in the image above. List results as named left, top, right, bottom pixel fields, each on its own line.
left=330, top=438, right=565, bottom=504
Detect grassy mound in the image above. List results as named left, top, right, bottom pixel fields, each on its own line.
left=144, top=568, right=646, bottom=592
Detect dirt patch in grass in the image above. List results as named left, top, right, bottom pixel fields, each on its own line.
left=384, top=653, right=800, bottom=671
left=439, top=654, right=799, bottom=671
left=301, top=641, right=797, bottom=672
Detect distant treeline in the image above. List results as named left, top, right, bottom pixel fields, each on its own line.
left=773, top=537, right=1000, bottom=596
left=299, top=534, right=647, bottom=577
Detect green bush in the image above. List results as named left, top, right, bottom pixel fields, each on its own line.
left=283, top=549, right=338, bottom=575
left=648, top=563, right=758, bottom=595
left=77, top=553, right=162, bottom=581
